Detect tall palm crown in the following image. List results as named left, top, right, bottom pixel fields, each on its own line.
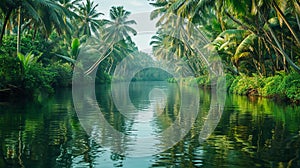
left=104, top=6, right=137, bottom=43
left=0, top=0, right=73, bottom=44
left=83, top=6, right=137, bottom=75
left=76, top=0, right=103, bottom=37
left=35, top=0, right=75, bottom=37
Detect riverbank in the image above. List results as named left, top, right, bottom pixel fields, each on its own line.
left=2, top=51, right=299, bottom=104
left=226, top=72, right=300, bottom=104
left=168, top=72, right=300, bottom=104
left=0, top=53, right=112, bottom=99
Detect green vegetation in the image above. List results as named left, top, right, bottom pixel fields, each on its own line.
left=0, top=0, right=138, bottom=97
left=167, top=72, right=300, bottom=103
left=1, top=1, right=300, bottom=167
left=227, top=72, right=300, bottom=102
left=132, top=68, right=172, bottom=81
left=149, top=0, right=300, bottom=103
left=0, top=0, right=299, bottom=102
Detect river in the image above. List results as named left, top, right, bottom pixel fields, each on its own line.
left=0, top=81, right=299, bottom=167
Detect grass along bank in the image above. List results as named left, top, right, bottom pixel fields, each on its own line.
left=167, top=72, right=300, bottom=103
left=228, top=72, right=300, bottom=103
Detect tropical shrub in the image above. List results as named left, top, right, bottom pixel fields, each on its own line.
left=261, top=75, right=283, bottom=97
left=196, top=75, right=210, bottom=86
left=47, top=62, right=73, bottom=88
left=232, top=76, right=251, bottom=95
left=229, top=74, right=264, bottom=95
left=22, top=63, right=54, bottom=95
left=218, top=74, right=235, bottom=91
left=96, top=71, right=111, bottom=84
left=17, top=52, right=42, bottom=72
left=0, top=54, right=22, bottom=89
left=280, top=72, right=300, bottom=101
left=1, top=53, right=73, bottom=96
left=167, top=78, right=177, bottom=83
left=0, top=35, right=49, bottom=58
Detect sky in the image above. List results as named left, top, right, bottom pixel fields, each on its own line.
left=94, top=0, right=158, bottom=52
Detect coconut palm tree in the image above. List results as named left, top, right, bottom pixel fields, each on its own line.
left=149, top=0, right=300, bottom=75
left=150, top=0, right=215, bottom=76
left=150, top=29, right=177, bottom=62
left=0, top=0, right=76, bottom=53
left=0, top=0, right=16, bottom=45
left=22, top=0, right=76, bottom=53
left=103, top=6, right=137, bottom=43
left=84, top=6, right=137, bottom=75
left=58, top=0, right=80, bottom=41
left=76, top=0, right=103, bottom=37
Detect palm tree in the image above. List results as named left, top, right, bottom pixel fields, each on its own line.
left=59, top=0, right=80, bottom=12
left=0, top=0, right=76, bottom=54
left=150, top=30, right=170, bottom=60
left=58, top=0, right=80, bottom=41
left=149, top=0, right=176, bottom=26
left=22, top=0, right=76, bottom=53
left=84, top=6, right=137, bottom=75
left=226, top=0, right=300, bottom=74
left=150, top=1, right=216, bottom=76
left=270, top=0, right=300, bottom=47
left=0, top=0, right=16, bottom=45
left=76, top=0, right=103, bottom=37
left=103, top=6, right=137, bottom=43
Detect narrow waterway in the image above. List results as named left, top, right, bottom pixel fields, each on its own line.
left=0, top=81, right=299, bottom=167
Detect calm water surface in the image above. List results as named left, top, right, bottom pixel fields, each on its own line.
left=0, top=81, right=300, bottom=168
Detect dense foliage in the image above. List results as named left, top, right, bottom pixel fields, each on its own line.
left=149, top=0, right=300, bottom=75
left=149, top=0, right=300, bottom=102
left=0, top=0, right=299, bottom=102
left=0, top=0, right=138, bottom=97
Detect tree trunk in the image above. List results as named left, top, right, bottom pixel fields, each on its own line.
left=224, top=11, right=257, bottom=35
left=84, top=47, right=114, bottom=75
left=17, top=6, right=22, bottom=54
left=272, top=1, right=300, bottom=47
left=258, top=8, right=299, bottom=73
left=0, top=8, right=13, bottom=46
left=107, top=59, right=114, bottom=75
left=281, top=33, right=288, bottom=73
left=267, top=24, right=300, bottom=74
left=296, top=13, right=300, bottom=31
left=33, top=27, right=37, bottom=40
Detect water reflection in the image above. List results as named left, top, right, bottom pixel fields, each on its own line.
left=0, top=82, right=299, bottom=167
left=92, top=81, right=200, bottom=157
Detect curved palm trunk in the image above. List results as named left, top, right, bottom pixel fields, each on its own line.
left=272, top=1, right=300, bottom=47
left=107, top=59, right=114, bottom=75
left=84, top=45, right=114, bottom=75
left=296, top=13, right=300, bottom=31
left=257, top=7, right=300, bottom=74
left=267, top=24, right=300, bottom=74
left=0, top=8, right=13, bottom=46
left=224, top=11, right=257, bottom=35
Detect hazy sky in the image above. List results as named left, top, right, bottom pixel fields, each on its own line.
left=94, top=0, right=157, bottom=52
left=95, top=0, right=155, bottom=16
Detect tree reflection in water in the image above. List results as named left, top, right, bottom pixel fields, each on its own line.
left=0, top=83, right=299, bottom=167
